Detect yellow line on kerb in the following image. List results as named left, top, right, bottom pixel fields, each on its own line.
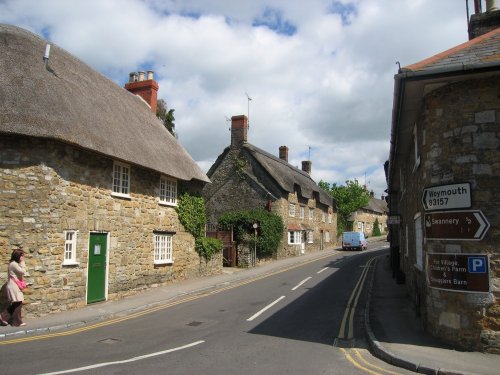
left=337, top=256, right=375, bottom=339
left=341, top=348, right=382, bottom=375
left=1, top=251, right=338, bottom=345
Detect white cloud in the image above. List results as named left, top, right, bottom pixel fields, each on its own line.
left=0, top=0, right=471, bottom=197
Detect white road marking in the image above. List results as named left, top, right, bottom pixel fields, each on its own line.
left=247, top=296, right=286, bottom=322
left=317, top=267, right=328, bottom=274
left=291, top=276, right=312, bottom=291
left=37, top=340, right=205, bottom=375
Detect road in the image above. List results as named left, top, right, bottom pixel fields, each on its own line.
left=0, top=241, right=413, bottom=374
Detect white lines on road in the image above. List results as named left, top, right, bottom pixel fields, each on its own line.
left=247, top=296, right=286, bottom=322
left=247, top=266, right=330, bottom=322
left=291, top=276, right=312, bottom=291
left=37, top=340, right=205, bottom=375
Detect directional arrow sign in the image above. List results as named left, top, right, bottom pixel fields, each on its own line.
left=422, top=183, right=471, bottom=211
left=424, top=210, right=490, bottom=241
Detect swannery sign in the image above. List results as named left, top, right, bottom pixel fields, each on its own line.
left=427, top=253, right=490, bottom=293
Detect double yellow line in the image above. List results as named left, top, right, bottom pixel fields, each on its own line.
left=336, top=256, right=376, bottom=341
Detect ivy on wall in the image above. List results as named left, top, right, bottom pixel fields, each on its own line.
left=177, top=192, right=223, bottom=260
left=218, top=209, right=283, bottom=258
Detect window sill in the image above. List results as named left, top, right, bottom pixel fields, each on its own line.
left=159, top=201, right=177, bottom=207
left=154, top=261, right=173, bottom=266
left=62, top=261, right=80, bottom=266
left=111, top=192, right=131, bottom=200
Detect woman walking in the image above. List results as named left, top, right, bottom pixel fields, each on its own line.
left=1, top=249, right=27, bottom=327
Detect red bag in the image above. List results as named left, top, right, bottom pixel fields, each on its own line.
left=12, top=277, right=27, bottom=290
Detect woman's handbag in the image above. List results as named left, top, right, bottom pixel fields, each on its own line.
left=11, top=277, right=27, bottom=290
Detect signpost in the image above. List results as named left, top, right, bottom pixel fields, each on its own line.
left=424, top=210, right=490, bottom=240
left=422, top=182, right=471, bottom=211
left=427, top=253, right=490, bottom=292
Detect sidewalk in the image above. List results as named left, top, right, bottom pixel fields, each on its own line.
left=365, top=253, right=499, bottom=375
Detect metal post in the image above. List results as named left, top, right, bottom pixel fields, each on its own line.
left=252, top=223, right=258, bottom=267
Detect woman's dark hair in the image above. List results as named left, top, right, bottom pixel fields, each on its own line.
left=10, top=249, right=24, bottom=263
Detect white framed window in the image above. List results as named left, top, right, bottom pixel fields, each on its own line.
left=300, top=206, right=305, bottom=219
left=112, top=161, right=130, bottom=197
left=357, top=222, right=362, bottom=230
left=289, top=203, right=296, bottom=217
left=159, top=176, right=177, bottom=206
left=63, top=230, right=78, bottom=265
left=307, top=231, right=313, bottom=243
left=288, top=231, right=302, bottom=244
left=154, top=233, right=173, bottom=264
left=309, top=208, right=314, bottom=220
left=325, top=231, right=330, bottom=243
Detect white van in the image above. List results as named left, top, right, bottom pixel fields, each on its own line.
left=342, top=232, right=368, bottom=251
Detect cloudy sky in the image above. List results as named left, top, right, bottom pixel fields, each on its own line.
left=1, top=0, right=472, bottom=197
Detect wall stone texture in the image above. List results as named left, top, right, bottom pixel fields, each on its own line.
left=395, top=76, right=499, bottom=352
left=0, top=136, right=221, bottom=317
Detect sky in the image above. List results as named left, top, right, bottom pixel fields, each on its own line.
left=0, top=0, right=472, bottom=198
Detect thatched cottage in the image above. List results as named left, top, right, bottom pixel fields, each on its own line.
left=202, top=115, right=337, bottom=262
left=0, top=24, right=213, bottom=317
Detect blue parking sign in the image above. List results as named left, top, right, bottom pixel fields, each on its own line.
left=468, top=256, right=487, bottom=273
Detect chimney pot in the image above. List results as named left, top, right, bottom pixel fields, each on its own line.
left=124, top=70, right=159, bottom=113
left=301, top=160, right=312, bottom=175
left=230, top=115, right=248, bottom=148
left=147, top=70, right=154, bottom=80
left=279, top=146, right=289, bottom=162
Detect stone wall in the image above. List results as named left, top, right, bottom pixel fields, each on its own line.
left=0, top=136, right=221, bottom=317
left=273, top=193, right=338, bottom=259
left=397, top=77, right=499, bottom=352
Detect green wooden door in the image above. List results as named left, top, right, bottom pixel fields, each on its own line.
left=87, top=233, right=107, bottom=303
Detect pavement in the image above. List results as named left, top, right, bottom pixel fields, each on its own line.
left=1, top=238, right=498, bottom=374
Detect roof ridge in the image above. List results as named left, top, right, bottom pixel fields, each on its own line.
left=404, top=27, right=500, bottom=71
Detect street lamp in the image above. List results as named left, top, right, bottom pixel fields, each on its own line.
left=252, top=223, right=258, bottom=267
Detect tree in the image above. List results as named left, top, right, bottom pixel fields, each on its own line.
left=319, top=179, right=370, bottom=235
left=156, top=98, right=177, bottom=137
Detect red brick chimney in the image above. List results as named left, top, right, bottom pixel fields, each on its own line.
left=301, top=160, right=312, bottom=175
left=231, top=115, right=248, bottom=148
left=279, top=146, right=289, bottom=162
left=124, top=70, right=159, bottom=113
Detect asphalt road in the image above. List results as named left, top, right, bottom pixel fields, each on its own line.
left=0, top=241, right=413, bottom=375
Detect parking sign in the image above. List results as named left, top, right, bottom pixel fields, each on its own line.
left=468, top=256, right=487, bottom=273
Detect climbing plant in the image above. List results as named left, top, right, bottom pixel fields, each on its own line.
left=372, top=218, right=381, bottom=237
left=177, top=192, right=222, bottom=260
left=218, top=209, right=283, bottom=258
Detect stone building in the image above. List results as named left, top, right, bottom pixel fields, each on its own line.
left=386, top=5, right=500, bottom=352
left=202, top=115, right=337, bottom=262
left=350, top=193, right=388, bottom=237
left=0, top=24, right=214, bottom=317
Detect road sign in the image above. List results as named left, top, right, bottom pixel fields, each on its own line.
left=422, top=183, right=471, bottom=211
left=424, top=210, right=490, bottom=240
left=427, top=253, right=490, bottom=292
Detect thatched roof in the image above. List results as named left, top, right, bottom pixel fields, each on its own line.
left=207, top=143, right=335, bottom=208
left=0, top=24, right=209, bottom=183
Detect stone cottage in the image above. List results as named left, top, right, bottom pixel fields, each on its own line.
left=0, top=24, right=213, bottom=317
left=386, top=5, right=499, bottom=352
left=350, top=193, right=388, bottom=237
left=202, top=115, right=337, bottom=262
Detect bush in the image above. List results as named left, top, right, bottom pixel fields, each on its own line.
left=177, top=192, right=222, bottom=260
left=372, top=218, right=381, bottom=237
left=196, top=237, right=223, bottom=261
left=218, top=209, right=283, bottom=258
